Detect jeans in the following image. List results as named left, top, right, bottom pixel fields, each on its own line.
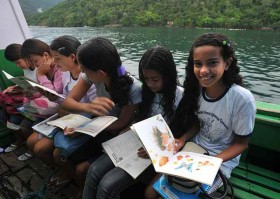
left=82, top=153, right=134, bottom=199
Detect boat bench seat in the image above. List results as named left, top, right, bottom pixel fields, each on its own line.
left=230, top=162, right=280, bottom=199
left=229, top=102, right=280, bottom=199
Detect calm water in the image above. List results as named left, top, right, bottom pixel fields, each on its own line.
left=30, top=27, right=280, bottom=104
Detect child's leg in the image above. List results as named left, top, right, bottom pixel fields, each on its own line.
left=8, top=114, right=25, bottom=144
left=33, top=137, right=54, bottom=162
left=4, top=115, right=25, bottom=152
left=97, top=167, right=134, bottom=199
left=20, top=118, right=34, bottom=139
left=83, top=154, right=115, bottom=199
left=83, top=153, right=134, bottom=199
left=26, top=132, right=40, bottom=152
left=47, top=148, right=72, bottom=189
left=144, top=174, right=162, bottom=199
left=75, top=161, right=91, bottom=191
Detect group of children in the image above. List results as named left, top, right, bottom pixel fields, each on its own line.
left=0, top=33, right=256, bottom=199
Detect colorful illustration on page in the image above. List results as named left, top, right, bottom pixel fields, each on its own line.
left=172, top=154, right=215, bottom=173
left=152, top=116, right=175, bottom=167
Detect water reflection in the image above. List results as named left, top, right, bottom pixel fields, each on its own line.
left=30, top=27, right=280, bottom=104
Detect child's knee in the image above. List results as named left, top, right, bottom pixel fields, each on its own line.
left=26, top=133, right=38, bottom=151
left=33, top=143, right=46, bottom=156
left=98, top=178, right=116, bottom=196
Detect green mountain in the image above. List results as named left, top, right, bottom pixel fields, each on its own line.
left=27, top=0, right=280, bottom=30
left=20, top=0, right=64, bottom=16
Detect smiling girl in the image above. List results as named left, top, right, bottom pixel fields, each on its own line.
left=145, top=33, right=256, bottom=199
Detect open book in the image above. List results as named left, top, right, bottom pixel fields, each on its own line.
left=131, top=114, right=223, bottom=186
left=102, top=130, right=152, bottom=179
left=32, top=113, right=60, bottom=138
left=2, top=70, right=65, bottom=99
left=47, top=114, right=117, bottom=137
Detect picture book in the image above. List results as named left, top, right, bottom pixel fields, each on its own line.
left=102, top=130, right=152, bottom=179
left=2, top=70, right=65, bottom=99
left=26, top=80, right=65, bottom=99
left=131, top=114, right=223, bottom=186
left=32, top=113, right=60, bottom=138
left=47, top=114, right=117, bottom=137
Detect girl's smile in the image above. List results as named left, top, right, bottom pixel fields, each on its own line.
left=193, top=45, right=230, bottom=98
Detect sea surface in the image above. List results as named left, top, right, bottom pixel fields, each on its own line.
left=30, top=27, right=280, bottom=104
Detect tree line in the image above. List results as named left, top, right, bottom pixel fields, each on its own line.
left=26, top=0, right=280, bottom=30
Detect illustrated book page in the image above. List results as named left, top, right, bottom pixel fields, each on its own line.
left=102, top=130, right=152, bottom=179
left=2, top=70, right=36, bottom=91
left=2, top=70, right=65, bottom=99
left=26, top=80, right=65, bottom=99
left=131, top=114, right=222, bottom=185
left=32, top=113, right=60, bottom=138
left=47, top=114, right=118, bottom=137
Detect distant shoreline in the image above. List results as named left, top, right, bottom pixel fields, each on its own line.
left=28, top=25, right=277, bottom=31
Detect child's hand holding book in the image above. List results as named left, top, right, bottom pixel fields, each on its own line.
left=137, top=147, right=149, bottom=159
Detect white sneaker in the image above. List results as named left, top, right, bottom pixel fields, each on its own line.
left=4, top=144, right=18, bottom=153
left=6, top=121, right=21, bottom=130
left=17, top=152, right=33, bottom=161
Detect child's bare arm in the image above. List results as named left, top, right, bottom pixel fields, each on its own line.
left=215, top=135, right=249, bottom=162
left=104, top=103, right=138, bottom=133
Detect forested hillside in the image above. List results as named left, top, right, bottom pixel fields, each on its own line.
left=26, top=0, right=280, bottom=29
left=20, top=0, right=63, bottom=16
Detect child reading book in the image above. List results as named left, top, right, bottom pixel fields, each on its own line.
left=131, top=114, right=223, bottom=186
left=4, top=43, right=37, bottom=82
left=145, top=33, right=256, bottom=199
left=55, top=37, right=141, bottom=197
left=82, top=46, right=184, bottom=199
left=14, top=38, right=64, bottom=161
left=1, top=43, right=38, bottom=155
left=25, top=36, right=96, bottom=165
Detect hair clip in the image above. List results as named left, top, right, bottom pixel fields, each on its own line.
left=117, top=65, right=126, bottom=76
left=222, top=40, right=231, bottom=48
left=57, top=47, right=66, bottom=52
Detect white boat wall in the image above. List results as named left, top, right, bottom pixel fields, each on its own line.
left=0, top=0, right=32, bottom=90
left=0, top=0, right=32, bottom=50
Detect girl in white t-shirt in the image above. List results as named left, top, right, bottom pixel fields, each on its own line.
left=25, top=35, right=96, bottom=165
left=146, top=33, right=256, bottom=199
left=82, top=46, right=184, bottom=199
left=60, top=37, right=142, bottom=197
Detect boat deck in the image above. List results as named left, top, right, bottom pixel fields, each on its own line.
left=0, top=145, right=79, bottom=199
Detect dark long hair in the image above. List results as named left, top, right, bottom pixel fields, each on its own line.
left=170, top=33, right=243, bottom=136
left=50, top=35, right=81, bottom=64
left=21, top=39, right=50, bottom=65
left=77, top=37, right=133, bottom=107
left=138, top=46, right=178, bottom=122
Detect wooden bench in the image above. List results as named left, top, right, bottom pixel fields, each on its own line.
left=230, top=102, right=280, bottom=199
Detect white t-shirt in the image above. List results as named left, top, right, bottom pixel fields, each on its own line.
left=23, top=67, right=37, bottom=82
left=82, top=73, right=142, bottom=117
left=62, top=72, right=96, bottom=103
left=192, top=84, right=256, bottom=178
left=150, top=86, right=184, bottom=124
